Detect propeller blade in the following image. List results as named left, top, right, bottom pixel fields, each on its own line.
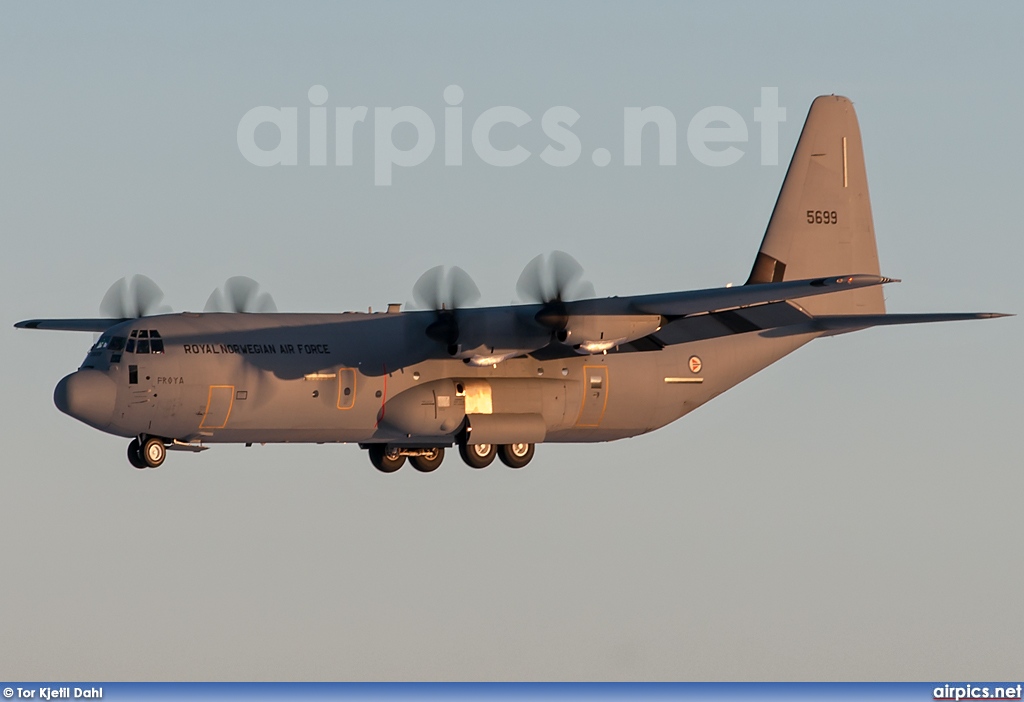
left=515, top=254, right=547, bottom=303
left=203, top=289, right=225, bottom=314
left=447, top=266, right=481, bottom=309
left=205, top=276, right=277, bottom=313
left=411, top=265, right=482, bottom=352
left=412, top=265, right=446, bottom=311
left=549, top=250, right=585, bottom=298
left=131, top=275, right=168, bottom=317
left=412, top=265, right=481, bottom=311
left=516, top=251, right=595, bottom=304
left=99, top=275, right=170, bottom=318
left=570, top=280, right=597, bottom=301
left=99, top=278, right=130, bottom=319
left=226, top=276, right=260, bottom=313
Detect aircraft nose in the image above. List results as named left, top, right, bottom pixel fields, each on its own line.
left=54, top=370, right=117, bottom=430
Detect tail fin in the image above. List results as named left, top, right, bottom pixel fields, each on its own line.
left=747, top=95, right=885, bottom=315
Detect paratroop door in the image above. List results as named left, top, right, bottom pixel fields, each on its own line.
left=575, top=366, right=608, bottom=427
left=200, top=385, right=235, bottom=429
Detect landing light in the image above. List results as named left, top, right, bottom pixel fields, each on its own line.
left=577, top=338, right=627, bottom=354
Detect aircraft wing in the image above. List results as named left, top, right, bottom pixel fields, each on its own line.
left=805, top=312, right=1011, bottom=334
left=564, top=274, right=896, bottom=318
left=608, top=307, right=1010, bottom=354
left=14, top=318, right=127, bottom=332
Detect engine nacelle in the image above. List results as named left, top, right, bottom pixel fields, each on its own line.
left=558, top=314, right=663, bottom=353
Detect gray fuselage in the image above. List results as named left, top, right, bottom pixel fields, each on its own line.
left=56, top=309, right=815, bottom=448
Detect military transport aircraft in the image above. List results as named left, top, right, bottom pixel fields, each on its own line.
left=15, top=96, right=1008, bottom=472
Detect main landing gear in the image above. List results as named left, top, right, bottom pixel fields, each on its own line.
left=367, top=443, right=534, bottom=473
left=127, top=436, right=166, bottom=469
left=498, top=442, right=534, bottom=469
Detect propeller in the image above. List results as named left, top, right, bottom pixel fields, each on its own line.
left=204, top=276, right=278, bottom=313
left=516, top=251, right=596, bottom=305
left=412, top=265, right=481, bottom=312
left=411, top=265, right=481, bottom=349
left=515, top=251, right=596, bottom=332
left=99, top=275, right=172, bottom=318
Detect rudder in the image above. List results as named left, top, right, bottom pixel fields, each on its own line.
left=747, top=95, right=885, bottom=315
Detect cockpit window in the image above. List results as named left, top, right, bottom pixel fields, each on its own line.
left=90, top=335, right=111, bottom=353
left=124, top=330, right=163, bottom=354
left=109, top=336, right=126, bottom=351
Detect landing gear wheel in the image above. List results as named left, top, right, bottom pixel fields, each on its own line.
left=141, top=437, right=166, bottom=468
left=459, top=442, right=496, bottom=469
left=368, top=445, right=405, bottom=473
left=499, top=442, right=534, bottom=469
left=127, top=439, right=146, bottom=469
left=410, top=447, right=444, bottom=473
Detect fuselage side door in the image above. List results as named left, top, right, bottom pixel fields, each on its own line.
left=575, top=365, right=609, bottom=427
left=199, top=385, right=235, bottom=429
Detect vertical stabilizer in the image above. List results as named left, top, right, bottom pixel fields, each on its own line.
left=747, top=95, right=885, bottom=315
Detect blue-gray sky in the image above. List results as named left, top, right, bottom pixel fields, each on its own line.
left=1, top=1, right=1021, bottom=680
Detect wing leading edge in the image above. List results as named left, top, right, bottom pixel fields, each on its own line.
left=14, top=318, right=128, bottom=332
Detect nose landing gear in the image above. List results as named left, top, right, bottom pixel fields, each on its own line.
left=127, top=436, right=166, bottom=469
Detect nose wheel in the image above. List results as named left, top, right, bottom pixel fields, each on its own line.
left=127, top=439, right=146, bottom=469
left=128, top=437, right=166, bottom=469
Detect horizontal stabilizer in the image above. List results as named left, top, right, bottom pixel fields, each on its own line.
left=14, top=318, right=127, bottom=332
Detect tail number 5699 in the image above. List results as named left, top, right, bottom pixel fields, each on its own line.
left=807, top=210, right=838, bottom=224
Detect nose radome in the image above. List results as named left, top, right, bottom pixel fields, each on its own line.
left=54, top=370, right=117, bottom=430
